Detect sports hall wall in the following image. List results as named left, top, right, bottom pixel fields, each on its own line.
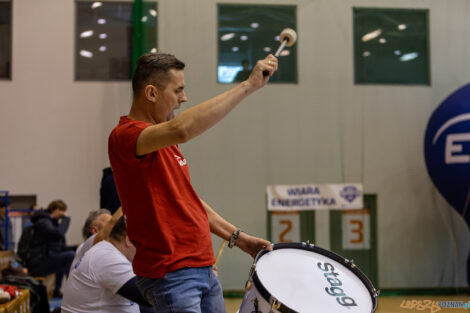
left=0, top=0, right=469, bottom=290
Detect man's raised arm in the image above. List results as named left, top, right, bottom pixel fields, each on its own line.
left=135, top=55, right=278, bottom=156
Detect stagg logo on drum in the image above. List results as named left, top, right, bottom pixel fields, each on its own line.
left=340, top=186, right=361, bottom=203
left=317, top=262, right=357, bottom=307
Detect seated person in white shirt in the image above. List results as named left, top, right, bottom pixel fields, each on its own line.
left=71, top=208, right=118, bottom=268
left=62, top=216, right=152, bottom=313
left=82, top=209, right=113, bottom=240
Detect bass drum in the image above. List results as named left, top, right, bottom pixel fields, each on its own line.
left=239, top=242, right=379, bottom=313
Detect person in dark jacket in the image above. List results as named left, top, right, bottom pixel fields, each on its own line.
left=100, top=167, right=121, bottom=214
left=27, top=199, right=74, bottom=298
left=0, top=201, right=13, bottom=250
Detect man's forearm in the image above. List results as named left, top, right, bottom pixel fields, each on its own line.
left=200, top=198, right=236, bottom=241
left=138, top=81, right=256, bottom=156
left=174, top=81, right=255, bottom=142
left=93, top=207, right=123, bottom=245
left=200, top=198, right=272, bottom=258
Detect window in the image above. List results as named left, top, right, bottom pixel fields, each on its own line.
left=75, top=1, right=157, bottom=81
left=0, top=0, right=12, bottom=79
left=353, top=8, right=430, bottom=85
left=218, top=4, right=297, bottom=84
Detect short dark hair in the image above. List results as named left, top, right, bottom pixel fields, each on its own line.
left=109, top=216, right=126, bottom=242
left=132, top=53, right=185, bottom=94
left=46, top=200, right=67, bottom=214
left=82, top=209, right=111, bottom=239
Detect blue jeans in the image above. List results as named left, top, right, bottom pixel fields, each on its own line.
left=136, top=266, right=226, bottom=313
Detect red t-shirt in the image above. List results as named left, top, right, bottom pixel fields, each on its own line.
left=108, top=116, right=215, bottom=278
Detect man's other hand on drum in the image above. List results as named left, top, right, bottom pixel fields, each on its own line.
left=237, top=232, right=272, bottom=258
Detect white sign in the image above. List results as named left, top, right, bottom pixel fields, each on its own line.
left=267, top=184, right=363, bottom=211
left=342, top=210, right=370, bottom=250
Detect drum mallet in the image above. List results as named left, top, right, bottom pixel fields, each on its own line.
left=263, top=28, right=297, bottom=77
left=215, top=240, right=227, bottom=265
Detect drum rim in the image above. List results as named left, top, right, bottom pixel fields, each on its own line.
left=251, top=242, right=379, bottom=313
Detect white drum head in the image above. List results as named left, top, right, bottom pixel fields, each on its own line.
left=255, top=248, right=374, bottom=312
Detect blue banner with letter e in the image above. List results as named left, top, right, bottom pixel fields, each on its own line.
left=424, top=83, right=470, bottom=285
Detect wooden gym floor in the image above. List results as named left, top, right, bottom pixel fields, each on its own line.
left=224, top=294, right=470, bottom=313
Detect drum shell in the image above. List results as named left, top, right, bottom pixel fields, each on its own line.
left=239, top=280, right=280, bottom=313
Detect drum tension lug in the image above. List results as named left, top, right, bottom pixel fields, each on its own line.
left=345, top=258, right=356, bottom=268
left=269, top=297, right=281, bottom=313
left=245, top=279, right=252, bottom=291
left=249, top=264, right=256, bottom=277
left=303, top=240, right=314, bottom=248
left=373, top=288, right=380, bottom=298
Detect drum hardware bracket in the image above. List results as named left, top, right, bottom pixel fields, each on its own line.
left=373, top=288, right=380, bottom=298
left=345, top=258, right=356, bottom=268
left=302, top=240, right=314, bottom=248
left=245, top=279, right=252, bottom=291
left=269, top=297, right=281, bottom=313
left=249, top=264, right=256, bottom=277
left=245, top=264, right=256, bottom=290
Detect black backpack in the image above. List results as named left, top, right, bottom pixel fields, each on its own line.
left=0, top=275, right=50, bottom=313
left=17, top=225, right=34, bottom=265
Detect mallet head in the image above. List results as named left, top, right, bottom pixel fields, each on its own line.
left=279, top=28, right=297, bottom=47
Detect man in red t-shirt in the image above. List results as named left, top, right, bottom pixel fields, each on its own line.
left=108, top=53, right=277, bottom=313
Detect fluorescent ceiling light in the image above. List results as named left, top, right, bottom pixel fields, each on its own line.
left=149, top=9, right=157, bottom=17
left=250, top=22, right=259, bottom=29
left=97, top=18, right=106, bottom=24
left=80, top=30, right=94, bottom=38
left=80, top=50, right=93, bottom=58
left=362, top=29, right=382, bottom=42
left=221, top=33, right=235, bottom=41
left=91, top=2, right=102, bottom=9
left=400, top=52, right=418, bottom=61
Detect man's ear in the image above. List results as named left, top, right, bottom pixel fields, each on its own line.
left=90, top=225, right=98, bottom=235
left=144, top=85, right=157, bottom=102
